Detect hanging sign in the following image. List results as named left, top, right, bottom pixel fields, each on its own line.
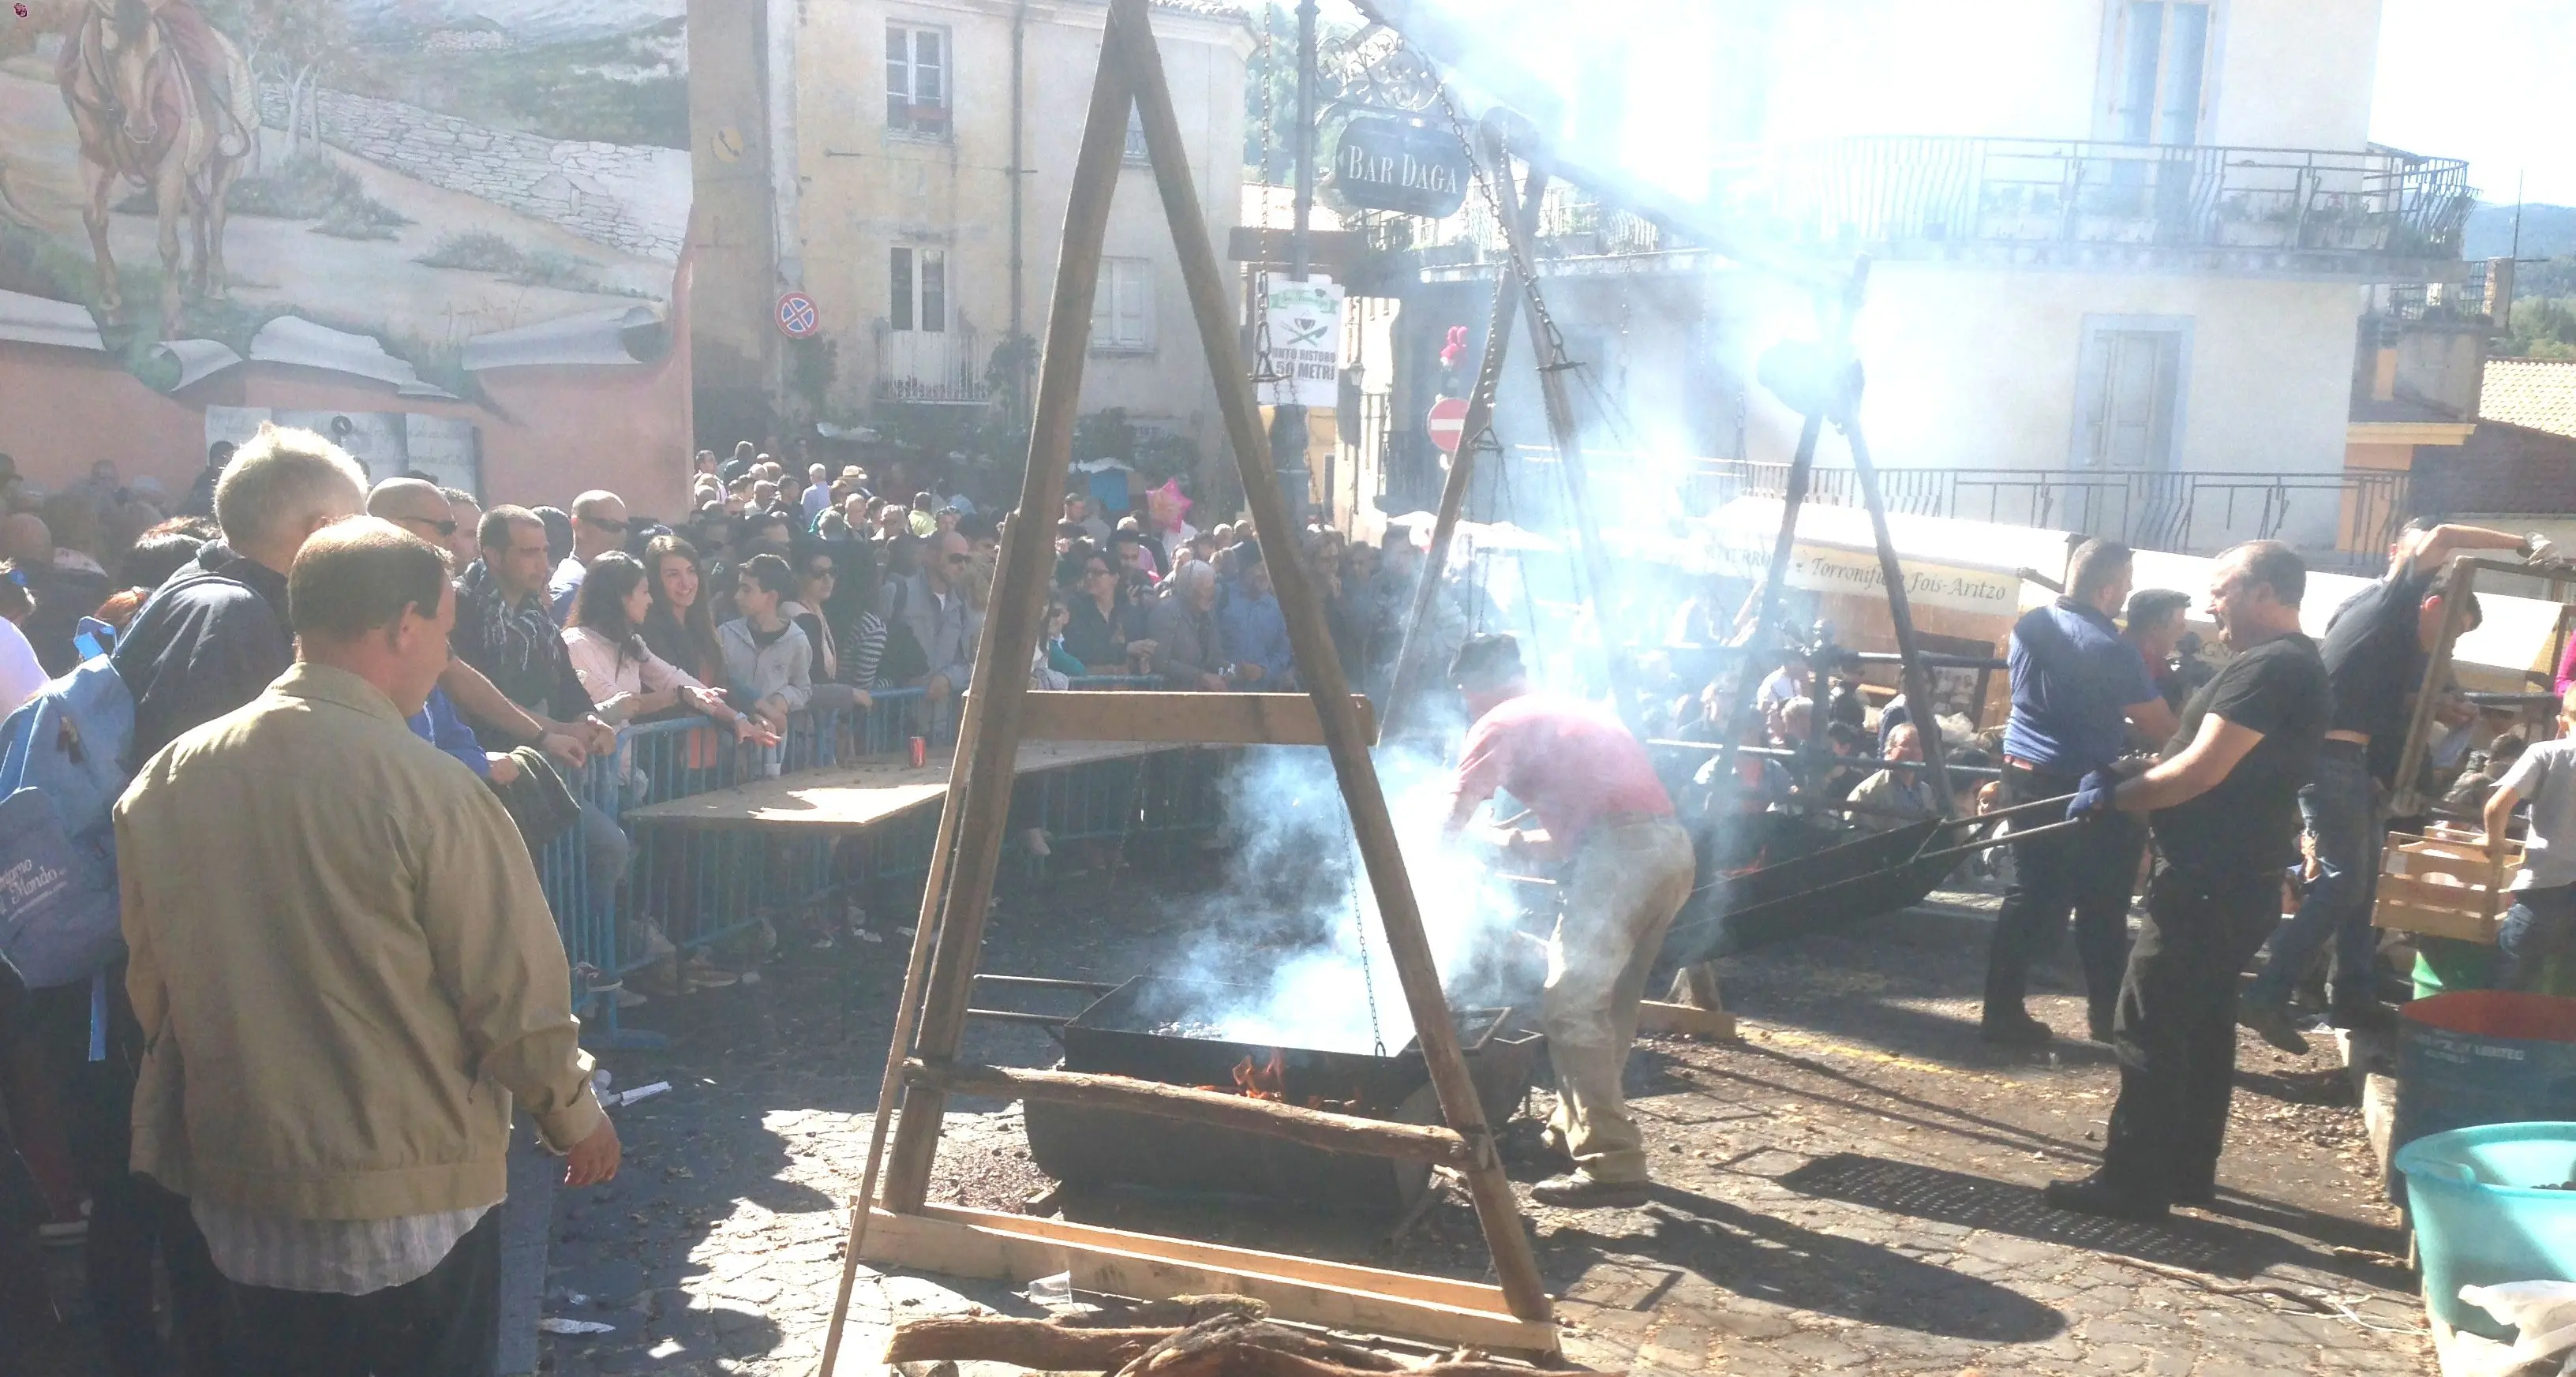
left=1331, top=117, right=1471, bottom=219
left=776, top=291, right=820, bottom=339
left=1255, top=273, right=1343, bottom=410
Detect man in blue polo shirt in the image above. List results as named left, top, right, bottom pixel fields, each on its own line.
left=1984, top=540, right=2180, bottom=1047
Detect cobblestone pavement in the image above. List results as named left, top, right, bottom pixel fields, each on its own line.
left=21, top=877, right=2434, bottom=1375
left=515, top=878, right=2431, bottom=1377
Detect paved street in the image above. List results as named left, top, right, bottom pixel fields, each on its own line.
left=511, top=877, right=2430, bottom=1377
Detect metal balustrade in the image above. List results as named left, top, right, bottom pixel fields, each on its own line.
left=532, top=679, right=1233, bottom=1040
left=1674, top=456, right=2410, bottom=571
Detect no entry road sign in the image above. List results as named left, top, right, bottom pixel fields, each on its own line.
left=1428, top=396, right=1469, bottom=454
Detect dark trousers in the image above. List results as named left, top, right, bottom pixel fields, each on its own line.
left=1983, top=765, right=2140, bottom=1031
left=2499, top=882, right=2576, bottom=993
left=2099, top=862, right=2281, bottom=1201
left=228, top=1205, right=501, bottom=1377
left=31, top=979, right=233, bottom=1377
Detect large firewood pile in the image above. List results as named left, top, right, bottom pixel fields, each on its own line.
left=885, top=1295, right=1578, bottom=1377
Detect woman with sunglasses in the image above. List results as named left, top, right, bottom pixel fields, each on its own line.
left=1059, top=550, right=1155, bottom=675
left=781, top=542, right=871, bottom=713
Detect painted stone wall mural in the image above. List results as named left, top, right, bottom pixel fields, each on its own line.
left=0, top=0, right=687, bottom=406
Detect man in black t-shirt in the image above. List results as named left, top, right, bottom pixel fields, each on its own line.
left=2043, top=541, right=2329, bottom=1222
left=2239, top=517, right=2531, bottom=1052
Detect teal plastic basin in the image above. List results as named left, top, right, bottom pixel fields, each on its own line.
left=2393, top=1121, right=2576, bottom=1338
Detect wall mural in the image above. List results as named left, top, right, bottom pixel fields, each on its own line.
left=0, top=0, right=687, bottom=405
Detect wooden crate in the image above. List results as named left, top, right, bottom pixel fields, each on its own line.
left=2372, top=825, right=2524, bottom=945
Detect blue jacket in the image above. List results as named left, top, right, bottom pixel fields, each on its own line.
left=1217, top=585, right=1297, bottom=688
left=408, top=687, right=491, bottom=778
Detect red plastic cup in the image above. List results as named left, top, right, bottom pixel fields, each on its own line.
left=909, top=735, right=927, bottom=769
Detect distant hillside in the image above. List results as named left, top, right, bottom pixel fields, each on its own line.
left=2468, top=204, right=2576, bottom=260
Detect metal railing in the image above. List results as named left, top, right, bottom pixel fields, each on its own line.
left=1678, top=457, right=2412, bottom=571
left=878, top=327, right=993, bottom=406
left=1743, top=137, right=2473, bottom=258
left=532, top=678, right=1231, bottom=1042
left=1406, top=136, right=2471, bottom=268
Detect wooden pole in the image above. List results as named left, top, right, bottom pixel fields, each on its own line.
left=1829, top=261, right=1951, bottom=810
left=1491, top=144, right=1642, bottom=731
left=1382, top=130, right=1546, bottom=737
left=812, top=642, right=995, bottom=1377
left=2388, top=555, right=2481, bottom=818
left=878, top=0, right=1144, bottom=1216
left=1842, top=426, right=1954, bottom=812
left=904, top=1060, right=1477, bottom=1168
left=1121, top=16, right=1552, bottom=1323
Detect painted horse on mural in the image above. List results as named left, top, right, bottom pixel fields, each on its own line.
left=58, top=0, right=257, bottom=336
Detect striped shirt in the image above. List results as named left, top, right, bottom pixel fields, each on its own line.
left=193, top=1200, right=495, bottom=1296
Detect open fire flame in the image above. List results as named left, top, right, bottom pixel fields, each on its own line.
left=1185, top=1050, right=1365, bottom=1113
left=1230, top=1050, right=1286, bottom=1101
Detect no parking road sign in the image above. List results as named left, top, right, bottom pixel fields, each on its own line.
left=777, top=291, right=820, bottom=339
left=1427, top=396, right=1469, bottom=454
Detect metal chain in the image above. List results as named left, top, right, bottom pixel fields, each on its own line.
left=1429, top=88, right=1573, bottom=370
left=1249, top=6, right=1282, bottom=385
left=1345, top=829, right=1384, bottom=1057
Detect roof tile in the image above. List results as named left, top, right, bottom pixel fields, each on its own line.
left=2482, top=357, right=2576, bottom=440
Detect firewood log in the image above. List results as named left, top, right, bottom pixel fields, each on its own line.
left=884, top=1317, right=1174, bottom=1368
left=1062, top=1294, right=1271, bottom=1328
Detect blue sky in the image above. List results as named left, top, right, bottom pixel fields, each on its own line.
left=2372, top=0, right=2576, bottom=205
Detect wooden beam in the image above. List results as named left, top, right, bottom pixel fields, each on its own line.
left=1638, top=1000, right=1736, bottom=1040
left=859, top=1206, right=1561, bottom=1357
left=904, top=1059, right=1473, bottom=1168
left=1020, top=691, right=1377, bottom=746
left=880, top=0, right=1145, bottom=1222
left=1121, top=15, right=1552, bottom=1326
left=1383, top=129, right=1544, bottom=739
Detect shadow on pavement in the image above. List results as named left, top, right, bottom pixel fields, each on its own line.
left=1546, top=1181, right=2068, bottom=1343
left=1773, top=1151, right=2290, bottom=1278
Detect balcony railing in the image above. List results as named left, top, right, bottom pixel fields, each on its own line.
left=1743, top=137, right=2473, bottom=259
left=1676, top=458, right=2410, bottom=572
left=1406, top=136, right=2472, bottom=270
left=877, top=327, right=992, bottom=406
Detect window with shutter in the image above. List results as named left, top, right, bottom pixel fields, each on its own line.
left=889, top=247, right=946, bottom=332
left=2072, top=317, right=2188, bottom=471
left=886, top=24, right=951, bottom=140
left=1091, top=258, right=1153, bottom=353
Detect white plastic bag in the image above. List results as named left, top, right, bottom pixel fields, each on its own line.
left=2460, top=1282, right=2576, bottom=1369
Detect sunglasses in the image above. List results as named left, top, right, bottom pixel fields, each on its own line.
left=582, top=515, right=630, bottom=533
left=945, top=552, right=973, bottom=564
left=806, top=566, right=835, bottom=579
left=405, top=515, right=459, bottom=537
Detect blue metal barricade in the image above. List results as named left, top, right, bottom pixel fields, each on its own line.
left=537, top=679, right=1235, bottom=1042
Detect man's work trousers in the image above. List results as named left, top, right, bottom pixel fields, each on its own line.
left=2098, top=862, right=2280, bottom=1203
left=1541, top=818, right=1697, bottom=1185
left=2248, top=741, right=2382, bottom=1010
left=228, top=1205, right=502, bottom=1377
left=1983, top=764, right=2140, bottom=1032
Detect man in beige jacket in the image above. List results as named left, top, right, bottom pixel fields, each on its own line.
left=117, top=518, right=618, bottom=1373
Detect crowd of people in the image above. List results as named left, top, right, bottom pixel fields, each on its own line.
left=0, top=423, right=1491, bottom=1369
left=8, top=416, right=2571, bottom=1356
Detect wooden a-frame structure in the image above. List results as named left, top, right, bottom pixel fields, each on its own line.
left=814, top=2, right=1556, bottom=1368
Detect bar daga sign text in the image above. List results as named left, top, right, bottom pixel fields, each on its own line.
left=1332, top=118, right=1470, bottom=219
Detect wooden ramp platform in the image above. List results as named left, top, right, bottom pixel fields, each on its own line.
left=620, top=741, right=1172, bottom=833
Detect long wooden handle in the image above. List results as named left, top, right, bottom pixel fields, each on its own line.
left=906, top=1059, right=1475, bottom=1169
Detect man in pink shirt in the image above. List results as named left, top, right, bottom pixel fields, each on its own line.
left=1442, top=635, right=1695, bottom=1207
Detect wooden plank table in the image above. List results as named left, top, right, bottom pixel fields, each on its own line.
left=620, top=741, right=1174, bottom=833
